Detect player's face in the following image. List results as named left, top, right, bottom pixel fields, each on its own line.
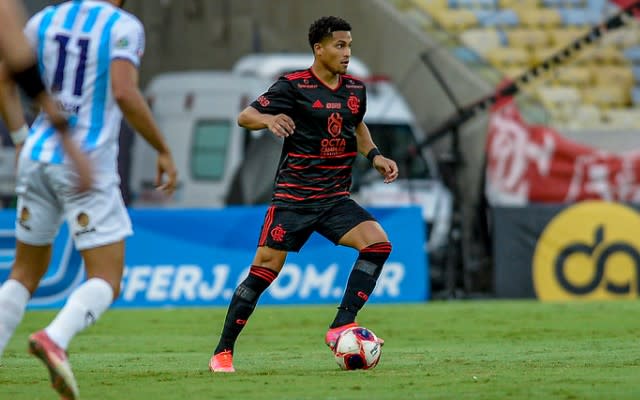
left=318, top=31, right=352, bottom=75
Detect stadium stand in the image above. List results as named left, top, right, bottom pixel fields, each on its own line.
left=396, top=0, right=640, bottom=130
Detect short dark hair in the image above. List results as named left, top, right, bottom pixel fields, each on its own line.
left=308, top=16, right=352, bottom=50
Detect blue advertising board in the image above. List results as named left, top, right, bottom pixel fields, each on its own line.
left=0, top=206, right=428, bottom=308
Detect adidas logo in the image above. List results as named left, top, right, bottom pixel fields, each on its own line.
left=312, top=99, right=324, bottom=109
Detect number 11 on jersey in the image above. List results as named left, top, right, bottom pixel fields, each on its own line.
left=52, top=33, right=89, bottom=96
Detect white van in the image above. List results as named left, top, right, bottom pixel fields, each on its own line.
left=233, top=53, right=371, bottom=80
left=131, top=55, right=453, bottom=277
left=131, top=71, right=269, bottom=206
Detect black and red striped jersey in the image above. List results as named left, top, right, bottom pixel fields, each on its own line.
left=250, top=68, right=367, bottom=208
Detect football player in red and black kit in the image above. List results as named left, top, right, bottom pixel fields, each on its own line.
left=209, top=16, right=399, bottom=372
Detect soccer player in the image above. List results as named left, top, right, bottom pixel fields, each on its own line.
left=209, top=16, right=399, bottom=373
left=0, top=1, right=177, bottom=399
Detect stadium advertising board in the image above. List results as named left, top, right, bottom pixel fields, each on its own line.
left=486, top=98, right=640, bottom=206
left=0, top=206, right=428, bottom=308
left=493, top=201, right=640, bottom=300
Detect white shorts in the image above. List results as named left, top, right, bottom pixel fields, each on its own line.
left=15, top=158, right=133, bottom=251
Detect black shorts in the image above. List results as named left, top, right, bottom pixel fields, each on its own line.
left=257, top=198, right=376, bottom=252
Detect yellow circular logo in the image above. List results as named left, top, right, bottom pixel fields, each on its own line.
left=533, top=201, right=640, bottom=301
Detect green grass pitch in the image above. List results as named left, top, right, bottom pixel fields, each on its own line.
left=1, top=300, right=639, bottom=399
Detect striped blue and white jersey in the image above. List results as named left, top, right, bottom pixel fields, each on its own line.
left=22, top=0, right=144, bottom=172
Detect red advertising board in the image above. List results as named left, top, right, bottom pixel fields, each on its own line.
left=486, top=98, right=640, bottom=205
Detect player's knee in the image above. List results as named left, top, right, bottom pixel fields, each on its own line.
left=252, top=248, right=286, bottom=271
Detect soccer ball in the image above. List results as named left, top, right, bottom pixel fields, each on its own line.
left=333, top=327, right=382, bottom=370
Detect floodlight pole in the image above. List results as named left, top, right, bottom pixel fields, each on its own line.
left=420, top=50, right=465, bottom=299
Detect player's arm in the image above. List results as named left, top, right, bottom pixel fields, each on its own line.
left=355, top=121, right=398, bottom=184
left=111, top=59, right=177, bottom=194
left=0, top=62, right=28, bottom=153
left=0, top=0, right=38, bottom=79
left=237, top=106, right=295, bottom=138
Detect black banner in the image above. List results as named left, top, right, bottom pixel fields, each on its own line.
left=493, top=201, right=640, bottom=300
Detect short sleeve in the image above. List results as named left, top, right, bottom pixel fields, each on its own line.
left=24, top=8, right=49, bottom=49
left=249, top=77, right=296, bottom=115
left=111, top=15, right=145, bottom=67
left=358, top=85, right=368, bottom=124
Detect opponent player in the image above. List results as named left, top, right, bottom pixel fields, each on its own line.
left=0, top=1, right=177, bottom=398
left=209, top=16, right=398, bottom=372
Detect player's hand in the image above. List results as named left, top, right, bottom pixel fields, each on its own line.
left=60, top=134, right=93, bottom=193
left=155, top=151, right=177, bottom=195
left=373, top=156, right=399, bottom=184
left=267, top=114, right=295, bottom=138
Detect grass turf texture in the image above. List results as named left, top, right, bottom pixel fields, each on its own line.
left=1, top=301, right=639, bottom=399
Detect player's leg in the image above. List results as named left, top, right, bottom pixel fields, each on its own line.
left=41, top=169, right=130, bottom=352
left=0, top=242, right=51, bottom=358
left=29, top=241, right=122, bottom=400
left=210, top=206, right=312, bottom=372
left=210, top=245, right=287, bottom=372
left=317, top=200, right=392, bottom=349
left=42, top=241, right=123, bottom=352
left=29, top=169, right=131, bottom=399
left=3, top=160, right=81, bottom=397
left=333, top=221, right=391, bottom=327
left=0, top=158, right=61, bottom=359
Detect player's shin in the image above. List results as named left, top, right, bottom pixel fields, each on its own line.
left=214, top=266, right=278, bottom=355
left=0, top=279, right=30, bottom=358
left=331, top=242, right=392, bottom=328
left=44, top=278, right=113, bottom=350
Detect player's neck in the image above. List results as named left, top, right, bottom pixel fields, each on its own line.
left=310, top=64, right=340, bottom=89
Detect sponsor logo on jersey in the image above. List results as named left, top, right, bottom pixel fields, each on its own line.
left=115, top=37, right=129, bottom=49
left=327, top=112, right=343, bottom=137
left=322, top=113, right=346, bottom=156
left=257, top=95, right=270, bottom=107
left=326, top=102, right=342, bottom=109
left=320, top=137, right=346, bottom=156
left=312, top=99, right=324, bottom=109
left=323, top=113, right=346, bottom=156
left=347, top=95, right=360, bottom=114
left=298, top=79, right=318, bottom=89
left=346, top=79, right=364, bottom=89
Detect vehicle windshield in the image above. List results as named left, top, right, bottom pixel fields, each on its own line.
left=352, top=123, right=434, bottom=190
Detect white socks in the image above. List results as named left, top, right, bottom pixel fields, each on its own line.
left=0, top=278, right=114, bottom=356
left=45, top=278, right=113, bottom=350
left=0, top=279, right=31, bottom=358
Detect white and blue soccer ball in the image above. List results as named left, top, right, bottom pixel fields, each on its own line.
left=333, top=327, right=382, bottom=370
